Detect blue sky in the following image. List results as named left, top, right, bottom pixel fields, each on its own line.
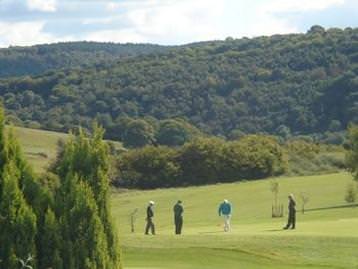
left=0, top=0, right=357, bottom=47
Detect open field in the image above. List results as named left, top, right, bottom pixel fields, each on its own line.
left=112, top=173, right=358, bottom=269
left=12, top=126, right=68, bottom=172
left=12, top=126, right=123, bottom=172
left=11, top=126, right=358, bottom=268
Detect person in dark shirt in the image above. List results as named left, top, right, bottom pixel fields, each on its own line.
left=284, top=194, right=296, bottom=230
left=173, top=200, right=184, bottom=235
left=145, top=201, right=155, bottom=235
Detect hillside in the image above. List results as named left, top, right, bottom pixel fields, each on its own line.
left=0, top=26, right=357, bottom=141
left=0, top=41, right=168, bottom=78
left=11, top=126, right=123, bottom=172
left=112, top=172, right=358, bottom=269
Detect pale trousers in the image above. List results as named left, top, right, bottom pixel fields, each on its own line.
left=223, top=214, right=231, bottom=232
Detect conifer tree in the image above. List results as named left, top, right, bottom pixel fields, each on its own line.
left=0, top=106, right=39, bottom=269
left=53, top=125, right=121, bottom=269
left=39, top=208, right=63, bottom=269
left=0, top=161, right=37, bottom=269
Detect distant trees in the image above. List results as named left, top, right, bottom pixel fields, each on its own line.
left=156, top=119, right=201, bottom=146
left=117, top=135, right=287, bottom=189
left=122, top=119, right=155, bottom=148
left=1, top=27, right=357, bottom=142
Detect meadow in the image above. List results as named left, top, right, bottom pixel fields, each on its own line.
left=14, top=126, right=358, bottom=269
left=112, top=173, right=358, bottom=269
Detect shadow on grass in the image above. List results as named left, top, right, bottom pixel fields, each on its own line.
left=264, top=229, right=285, bottom=232
left=305, top=203, right=358, bottom=212
left=197, top=231, right=226, bottom=234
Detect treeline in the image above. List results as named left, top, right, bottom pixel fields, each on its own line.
left=0, top=41, right=168, bottom=77
left=115, top=135, right=345, bottom=189
left=0, top=107, right=121, bottom=269
left=0, top=26, right=357, bottom=142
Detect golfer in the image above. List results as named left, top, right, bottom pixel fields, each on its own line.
left=173, top=200, right=184, bottom=235
left=145, top=201, right=155, bottom=235
left=284, top=194, right=296, bottom=230
left=218, top=199, right=232, bottom=232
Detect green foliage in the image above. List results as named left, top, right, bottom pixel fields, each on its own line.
left=122, top=119, right=155, bottom=148
left=0, top=162, right=37, bottom=268
left=118, top=135, right=287, bottom=189
left=156, top=119, right=201, bottom=146
left=119, top=146, right=179, bottom=188
left=346, top=125, right=358, bottom=180
left=38, top=209, right=63, bottom=269
left=0, top=106, right=40, bottom=269
left=0, top=42, right=168, bottom=77
left=0, top=27, right=357, bottom=142
left=53, top=125, right=121, bottom=269
left=344, top=181, right=357, bottom=204
left=0, top=105, right=122, bottom=269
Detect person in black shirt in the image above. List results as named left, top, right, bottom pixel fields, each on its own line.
left=145, top=201, right=155, bottom=235
left=284, top=194, right=296, bottom=230
left=173, top=200, right=184, bottom=235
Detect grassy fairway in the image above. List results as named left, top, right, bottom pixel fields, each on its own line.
left=11, top=126, right=358, bottom=268
left=112, top=173, right=358, bottom=269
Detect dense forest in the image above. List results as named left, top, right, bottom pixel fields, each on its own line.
left=0, top=26, right=357, bottom=145
left=0, top=41, right=168, bottom=77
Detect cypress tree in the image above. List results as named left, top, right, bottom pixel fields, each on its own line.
left=39, top=208, right=63, bottom=269
left=54, top=125, right=121, bottom=269
left=0, top=161, right=37, bottom=269
left=0, top=106, right=39, bottom=269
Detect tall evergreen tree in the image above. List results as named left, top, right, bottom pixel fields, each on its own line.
left=38, top=208, right=63, bottom=269
left=53, top=125, right=121, bottom=269
left=0, top=106, right=39, bottom=269
left=0, top=161, right=37, bottom=269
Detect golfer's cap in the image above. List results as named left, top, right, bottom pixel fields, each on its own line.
left=224, top=199, right=229, bottom=203
left=288, top=194, right=294, bottom=198
left=149, top=201, right=155, bottom=205
left=178, top=200, right=182, bottom=203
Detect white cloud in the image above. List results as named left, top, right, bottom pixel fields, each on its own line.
left=92, top=0, right=226, bottom=44
left=0, top=21, right=71, bottom=47
left=262, top=0, right=345, bottom=14
left=27, top=0, right=57, bottom=12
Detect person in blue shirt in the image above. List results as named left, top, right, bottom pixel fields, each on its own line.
left=218, top=199, right=232, bottom=232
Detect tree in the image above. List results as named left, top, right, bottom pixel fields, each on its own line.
left=122, top=119, right=155, bottom=148
left=53, top=125, right=122, bottom=269
left=38, top=209, right=63, bottom=269
left=345, top=182, right=357, bottom=205
left=0, top=107, right=39, bottom=269
left=300, top=192, right=310, bottom=214
left=0, top=162, right=37, bottom=269
left=346, top=125, right=358, bottom=180
left=156, top=119, right=200, bottom=146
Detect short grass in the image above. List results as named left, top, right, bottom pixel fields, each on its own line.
left=112, top=173, right=358, bottom=269
left=11, top=126, right=358, bottom=268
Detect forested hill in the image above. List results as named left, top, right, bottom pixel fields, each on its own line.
left=0, top=26, right=357, bottom=142
left=0, top=41, right=168, bottom=77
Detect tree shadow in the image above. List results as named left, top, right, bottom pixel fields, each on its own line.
left=305, top=203, right=358, bottom=212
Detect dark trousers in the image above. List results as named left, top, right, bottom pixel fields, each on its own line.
left=285, top=210, right=296, bottom=229
left=175, top=216, right=183, bottom=235
left=145, top=217, right=155, bottom=235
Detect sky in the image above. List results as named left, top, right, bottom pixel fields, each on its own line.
left=0, top=0, right=357, bottom=47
